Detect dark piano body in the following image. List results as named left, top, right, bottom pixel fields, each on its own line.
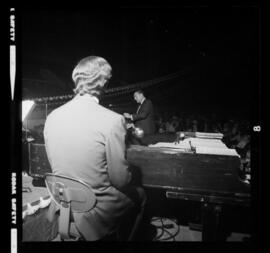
left=27, top=143, right=251, bottom=241
left=127, top=145, right=250, bottom=205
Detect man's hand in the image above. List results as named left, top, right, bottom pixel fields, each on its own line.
left=123, top=113, right=132, bottom=119
left=126, top=123, right=135, bottom=129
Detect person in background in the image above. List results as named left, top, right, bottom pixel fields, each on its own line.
left=192, top=119, right=198, bottom=132
left=165, top=116, right=180, bottom=133
left=124, top=90, right=156, bottom=144
left=222, top=122, right=231, bottom=146
left=156, top=115, right=166, bottom=134
left=228, top=123, right=240, bottom=147
left=235, top=131, right=250, bottom=158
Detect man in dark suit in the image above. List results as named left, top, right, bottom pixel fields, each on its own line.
left=124, top=90, right=156, bottom=137
left=44, top=56, right=146, bottom=241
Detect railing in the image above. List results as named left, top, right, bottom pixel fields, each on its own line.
left=23, top=71, right=182, bottom=104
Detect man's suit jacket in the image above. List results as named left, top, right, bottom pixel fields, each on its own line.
left=44, top=94, right=134, bottom=240
left=132, top=99, right=155, bottom=135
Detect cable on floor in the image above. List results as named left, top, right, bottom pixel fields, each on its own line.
left=151, top=217, right=180, bottom=241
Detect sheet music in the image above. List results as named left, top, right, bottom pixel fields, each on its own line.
left=148, top=137, right=239, bottom=157
left=189, top=137, right=239, bottom=156
left=195, top=132, right=224, bottom=139
left=196, top=146, right=240, bottom=157
left=148, top=141, right=190, bottom=150
left=148, top=138, right=225, bottom=149
left=189, top=138, right=227, bottom=148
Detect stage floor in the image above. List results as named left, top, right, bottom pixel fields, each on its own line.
left=22, top=174, right=249, bottom=242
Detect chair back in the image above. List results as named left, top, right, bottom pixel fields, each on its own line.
left=44, top=173, right=97, bottom=240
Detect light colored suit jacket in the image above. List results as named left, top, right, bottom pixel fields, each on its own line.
left=44, top=94, right=134, bottom=240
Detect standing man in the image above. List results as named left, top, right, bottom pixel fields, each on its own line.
left=124, top=90, right=156, bottom=137
left=44, top=56, right=146, bottom=241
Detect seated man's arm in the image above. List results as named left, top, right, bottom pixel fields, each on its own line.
left=106, top=116, right=132, bottom=190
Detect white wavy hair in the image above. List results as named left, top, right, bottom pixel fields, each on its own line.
left=72, top=56, right=112, bottom=96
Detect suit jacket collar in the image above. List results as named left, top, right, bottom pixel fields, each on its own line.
left=74, top=93, right=99, bottom=104
left=140, top=97, right=146, bottom=105
left=136, top=98, right=146, bottom=113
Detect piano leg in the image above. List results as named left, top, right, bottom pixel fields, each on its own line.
left=201, top=203, right=225, bottom=241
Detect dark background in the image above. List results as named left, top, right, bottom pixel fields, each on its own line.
left=20, top=7, right=260, bottom=118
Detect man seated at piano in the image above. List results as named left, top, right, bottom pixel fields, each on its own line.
left=43, top=56, right=147, bottom=241
left=123, top=90, right=156, bottom=145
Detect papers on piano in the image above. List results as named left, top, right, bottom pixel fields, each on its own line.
left=195, top=132, right=224, bottom=139
left=189, top=138, right=239, bottom=157
left=148, top=140, right=191, bottom=150
left=195, top=146, right=239, bottom=157
left=177, top=131, right=223, bottom=139
left=148, top=137, right=239, bottom=157
left=189, top=138, right=227, bottom=148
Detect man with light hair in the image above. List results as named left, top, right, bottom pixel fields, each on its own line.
left=44, top=56, right=146, bottom=241
left=72, top=56, right=112, bottom=97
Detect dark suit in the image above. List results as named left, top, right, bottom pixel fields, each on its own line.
left=132, top=99, right=155, bottom=135
left=44, top=94, right=145, bottom=240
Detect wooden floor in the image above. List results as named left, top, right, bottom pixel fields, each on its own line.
left=49, top=218, right=248, bottom=242
left=22, top=174, right=250, bottom=242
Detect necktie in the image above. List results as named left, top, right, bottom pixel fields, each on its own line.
left=136, top=104, right=141, bottom=114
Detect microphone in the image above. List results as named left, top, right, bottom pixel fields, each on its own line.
left=126, top=122, right=144, bottom=138
left=132, top=127, right=144, bottom=139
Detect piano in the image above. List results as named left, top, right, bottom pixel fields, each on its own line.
left=127, top=143, right=250, bottom=241
left=26, top=137, right=250, bottom=241
left=127, top=144, right=250, bottom=204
